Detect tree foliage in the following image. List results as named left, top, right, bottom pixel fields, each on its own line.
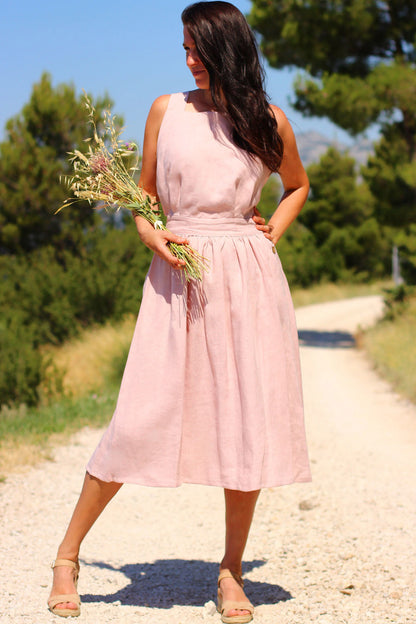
left=256, top=149, right=389, bottom=285
left=301, top=147, right=389, bottom=281
left=249, top=0, right=416, bottom=77
left=249, top=0, right=416, bottom=232
left=363, top=124, right=416, bottom=227
left=394, top=225, right=416, bottom=284
left=0, top=73, right=119, bottom=254
left=0, top=219, right=152, bottom=407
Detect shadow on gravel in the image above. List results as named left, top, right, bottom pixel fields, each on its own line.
left=80, top=558, right=292, bottom=608
left=298, top=329, right=355, bottom=349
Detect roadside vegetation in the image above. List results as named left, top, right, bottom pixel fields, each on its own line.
left=0, top=316, right=136, bottom=475
left=361, top=288, right=416, bottom=405
left=290, top=280, right=391, bottom=309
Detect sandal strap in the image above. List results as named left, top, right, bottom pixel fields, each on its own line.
left=220, top=599, right=254, bottom=615
left=218, top=568, right=244, bottom=588
left=48, top=593, right=81, bottom=609
left=51, top=558, right=79, bottom=571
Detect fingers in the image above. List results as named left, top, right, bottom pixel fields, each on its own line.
left=252, top=211, right=265, bottom=226
left=257, top=223, right=272, bottom=233
left=252, top=215, right=264, bottom=224
left=251, top=209, right=274, bottom=238
left=256, top=219, right=273, bottom=240
left=153, top=231, right=189, bottom=269
left=163, top=231, right=189, bottom=245
left=252, top=210, right=271, bottom=235
left=254, top=219, right=276, bottom=245
left=162, top=251, right=186, bottom=270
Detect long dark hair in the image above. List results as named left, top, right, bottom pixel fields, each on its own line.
left=181, top=1, right=283, bottom=171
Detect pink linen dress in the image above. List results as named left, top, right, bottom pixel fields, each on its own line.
left=86, top=92, right=311, bottom=491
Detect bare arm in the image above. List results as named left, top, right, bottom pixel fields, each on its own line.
left=134, top=95, right=189, bottom=269
left=261, top=106, right=309, bottom=245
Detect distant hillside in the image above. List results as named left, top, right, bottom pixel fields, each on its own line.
left=296, top=131, right=374, bottom=167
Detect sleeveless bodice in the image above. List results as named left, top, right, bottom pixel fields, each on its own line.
left=156, top=92, right=270, bottom=220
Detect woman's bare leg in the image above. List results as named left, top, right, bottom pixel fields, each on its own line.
left=219, top=488, right=260, bottom=617
left=49, top=472, right=122, bottom=611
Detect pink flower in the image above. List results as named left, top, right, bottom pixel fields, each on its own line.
left=90, top=152, right=110, bottom=173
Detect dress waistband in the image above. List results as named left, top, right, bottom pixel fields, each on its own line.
left=166, top=214, right=260, bottom=237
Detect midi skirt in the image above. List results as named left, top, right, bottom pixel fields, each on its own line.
left=86, top=215, right=311, bottom=491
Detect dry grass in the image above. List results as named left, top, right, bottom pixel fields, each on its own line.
left=0, top=390, right=118, bottom=478
left=362, top=295, right=416, bottom=404
left=40, top=315, right=136, bottom=400
left=0, top=316, right=136, bottom=477
left=0, top=438, right=55, bottom=477
left=291, top=280, right=392, bottom=308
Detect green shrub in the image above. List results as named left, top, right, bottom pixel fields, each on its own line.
left=0, top=219, right=152, bottom=407
left=0, top=316, right=42, bottom=406
left=278, top=221, right=322, bottom=287
left=382, top=284, right=413, bottom=321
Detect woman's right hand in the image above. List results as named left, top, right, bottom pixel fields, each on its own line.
left=134, top=215, right=189, bottom=270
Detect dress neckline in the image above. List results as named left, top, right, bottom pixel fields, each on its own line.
left=183, top=91, right=218, bottom=114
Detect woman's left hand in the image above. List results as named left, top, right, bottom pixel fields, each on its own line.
left=253, top=207, right=274, bottom=240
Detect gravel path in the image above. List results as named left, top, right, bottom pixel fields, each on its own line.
left=1, top=296, right=415, bottom=624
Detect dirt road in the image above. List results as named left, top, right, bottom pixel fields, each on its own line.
left=1, top=296, right=415, bottom=623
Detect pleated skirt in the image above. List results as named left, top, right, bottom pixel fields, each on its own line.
left=86, top=215, right=311, bottom=491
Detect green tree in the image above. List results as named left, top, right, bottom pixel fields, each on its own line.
left=0, top=73, right=118, bottom=254
left=394, top=224, right=416, bottom=283
left=363, top=124, right=416, bottom=228
left=257, top=151, right=388, bottom=285
left=249, top=0, right=416, bottom=230
left=301, top=147, right=388, bottom=281
left=0, top=219, right=152, bottom=407
left=249, top=0, right=416, bottom=78
left=276, top=221, right=322, bottom=287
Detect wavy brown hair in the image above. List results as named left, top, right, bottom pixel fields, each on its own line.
left=181, top=1, right=283, bottom=171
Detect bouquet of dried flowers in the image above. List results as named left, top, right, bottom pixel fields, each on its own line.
left=57, top=95, right=208, bottom=281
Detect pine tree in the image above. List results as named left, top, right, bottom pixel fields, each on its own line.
left=249, top=0, right=416, bottom=231
left=0, top=73, right=119, bottom=254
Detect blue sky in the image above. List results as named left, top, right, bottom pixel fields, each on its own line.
left=1, top=0, right=357, bottom=147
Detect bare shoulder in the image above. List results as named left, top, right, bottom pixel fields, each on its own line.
left=143, top=94, right=171, bottom=139
left=269, top=104, right=292, bottom=138
left=148, top=94, right=171, bottom=119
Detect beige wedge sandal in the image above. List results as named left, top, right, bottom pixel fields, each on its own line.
left=48, top=559, right=81, bottom=618
left=217, top=569, right=254, bottom=624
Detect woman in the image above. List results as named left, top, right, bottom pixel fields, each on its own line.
left=48, top=2, right=311, bottom=622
